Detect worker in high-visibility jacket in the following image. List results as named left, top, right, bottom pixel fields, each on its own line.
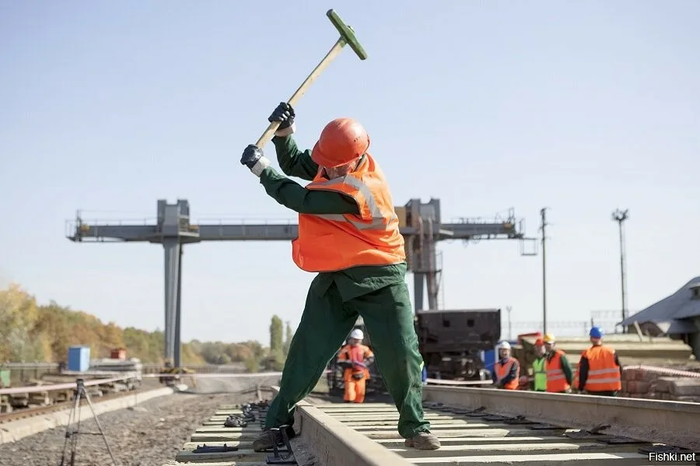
left=336, top=328, right=374, bottom=403
left=240, top=103, right=439, bottom=452
left=531, top=338, right=547, bottom=392
left=492, top=341, right=520, bottom=389
left=576, top=327, right=622, bottom=396
left=543, top=334, right=573, bottom=393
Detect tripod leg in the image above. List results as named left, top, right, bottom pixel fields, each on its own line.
left=82, top=386, right=118, bottom=465
left=59, top=387, right=81, bottom=466
left=71, top=392, right=83, bottom=466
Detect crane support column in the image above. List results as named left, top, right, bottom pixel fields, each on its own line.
left=413, top=274, right=425, bottom=312
left=174, top=244, right=183, bottom=368
left=163, top=239, right=180, bottom=366
left=157, top=199, right=199, bottom=369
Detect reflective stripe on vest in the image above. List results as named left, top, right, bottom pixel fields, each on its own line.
left=495, top=357, right=519, bottom=390
left=583, top=345, right=621, bottom=392
left=532, top=358, right=546, bottom=391
left=545, top=350, right=570, bottom=392
left=292, top=154, right=406, bottom=272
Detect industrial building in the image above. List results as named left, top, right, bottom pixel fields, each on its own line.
left=619, top=276, right=700, bottom=359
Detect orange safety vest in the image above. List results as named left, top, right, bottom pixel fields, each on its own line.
left=582, top=345, right=621, bottom=392
left=545, top=349, right=570, bottom=392
left=292, top=154, right=406, bottom=272
left=495, top=357, right=519, bottom=390
left=338, top=344, right=373, bottom=380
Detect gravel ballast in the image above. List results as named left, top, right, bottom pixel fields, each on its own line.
left=0, top=391, right=251, bottom=466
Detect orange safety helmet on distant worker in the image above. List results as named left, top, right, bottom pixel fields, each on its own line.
left=312, top=118, right=371, bottom=168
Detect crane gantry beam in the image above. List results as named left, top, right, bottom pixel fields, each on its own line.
left=66, top=198, right=534, bottom=368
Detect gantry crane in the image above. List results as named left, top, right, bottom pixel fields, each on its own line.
left=66, top=198, right=535, bottom=368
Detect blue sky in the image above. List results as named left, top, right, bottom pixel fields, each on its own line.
left=1, top=1, right=698, bottom=346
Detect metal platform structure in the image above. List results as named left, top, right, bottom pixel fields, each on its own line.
left=66, top=198, right=536, bottom=368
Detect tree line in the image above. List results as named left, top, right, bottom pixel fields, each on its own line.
left=0, top=282, right=294, bottom=371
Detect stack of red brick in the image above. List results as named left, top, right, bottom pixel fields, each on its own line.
left=620, top=365, right=700, bottom=402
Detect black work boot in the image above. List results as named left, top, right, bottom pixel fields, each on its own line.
left=252, top=426, right=295, bottom=452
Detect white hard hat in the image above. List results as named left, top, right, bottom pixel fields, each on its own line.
left=497, top=341, right=511, bottom=350
left=350, top=329, right=364, bottom=340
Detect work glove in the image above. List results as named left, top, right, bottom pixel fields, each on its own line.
left=268, top=102, right=296, bottom=137
left=240, top=144, right=270, bottom=177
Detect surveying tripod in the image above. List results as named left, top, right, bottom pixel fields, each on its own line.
left=59, top=378, right=118, bottom=466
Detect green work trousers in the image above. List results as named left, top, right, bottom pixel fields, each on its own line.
left=265, top=276, right=431, bottom=439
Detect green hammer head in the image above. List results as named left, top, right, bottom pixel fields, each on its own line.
left=326, top=9, right=368, bottom=60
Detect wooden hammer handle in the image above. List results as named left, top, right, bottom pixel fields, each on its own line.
left=255, top=38, right=346, bottom=149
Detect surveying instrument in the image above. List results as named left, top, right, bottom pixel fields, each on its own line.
left=59, top=378, right=118, bottom=466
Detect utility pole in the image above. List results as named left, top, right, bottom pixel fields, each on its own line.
left=506, top=306, right=512, bottom=340
left=540, top=208, right=549, bottom=334
left=612, top=209, right=629, bottom=331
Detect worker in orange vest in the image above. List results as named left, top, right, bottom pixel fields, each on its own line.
left=542, top=334, right=573, bottom=393
left=492, top=341, right=520, bottom=389
left=337, top=328, right=374, bottom=403
left=240, top=103, right=439, bottom=451
left=576, top=327, right=622, bottom=396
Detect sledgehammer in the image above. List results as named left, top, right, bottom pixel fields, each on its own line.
left=254, top=9, right=368, bottom=149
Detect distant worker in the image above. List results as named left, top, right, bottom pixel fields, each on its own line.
left=543, top=334, right=573, bottom=393
left=240, top=103, right=440, bottom=451
left=492, top=341, right=520, bottom=389
left=421, top=361, right=428, bottom=385
left=531, top=338, right=546, bottom=392
left=576, top=327, right=622, bottom=396
left=336, top=329, right=374, bottom=403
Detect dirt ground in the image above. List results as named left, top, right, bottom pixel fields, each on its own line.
left=0, top=390, right=260, bottom=466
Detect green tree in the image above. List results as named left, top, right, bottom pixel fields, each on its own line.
left=0, top=283, right=46, bottom=362
left=269, top=315, right=283, bottom=354
left=0, top=282, right=266, bottom=367
left=283, top=321, right=294, bottom=358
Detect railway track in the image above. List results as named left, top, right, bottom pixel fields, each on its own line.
left=0, top=385, right=151, bottom=424
left=169, top=385, right=700, bottom=466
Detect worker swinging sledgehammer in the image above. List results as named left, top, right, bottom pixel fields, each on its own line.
left=336, top=328, right=374, bottom=403
left=239, top=104, right=440, bottom=451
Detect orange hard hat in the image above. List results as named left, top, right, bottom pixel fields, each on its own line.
left=312, top=117, right=370, bottom=168
left=534, top=338, right=544, bottom=346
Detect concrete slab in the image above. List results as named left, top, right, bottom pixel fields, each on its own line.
left=315, top=413, right=457, bottom=421
left=190, top=432, right=262, bottom=442
left=351, top=422, right=508, bottom=431
left=182, top=440, right=248, bottom=450
left=408, top=452, right=660, bottom=465
left=391, top=442, right=643, bottom=458
left=164, top=461, right=267, bottom=466
left=362, top=428, right=564, bottom=440
left=175, top=447, right=265, bottom=463
left=195, top=426, right=262, bottom=433
left=343, top=419, right=489, bottom=428
left=372, top=436, right=589, bottom=447
left=423, top=386, right=700, bottom=450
